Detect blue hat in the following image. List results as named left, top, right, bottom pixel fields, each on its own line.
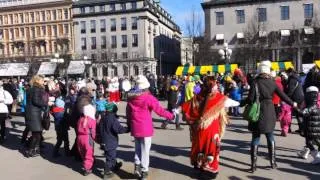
left=170, top=80, right=179, bottom=86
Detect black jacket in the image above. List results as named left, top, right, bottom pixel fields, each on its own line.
left=303, top=67, right=320, bottom=92
left=245, top=74, right=293, bottom=133
left=286, top=74, right=304, bottom=103
left=304, top=105, right=320, bottom=141
left=103, top=112, right=128, bottom=150
left=167, top=90, right=179, bottom=110
left=25, top=85, right=48, bottom=132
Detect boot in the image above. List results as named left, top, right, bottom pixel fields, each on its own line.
left=114, top=161, right=123, bottom=171
left=268, top=141, right=277, bottom=169
left=140, top=171, right=149, bottom=180
left=134, top=164, right=142, bottom=178
left=161, top=121, right=168, bottom=129
left=103, top=166, right=114, bottom=180
left=24, top=149, right=40, bottom=158
left=250, top=145, right=258, bottom=173
left=175, top=123, right=184, bottom=131
left=311, top=150, right=320, bottom=164
left=297, top=147, right=310, bottom=159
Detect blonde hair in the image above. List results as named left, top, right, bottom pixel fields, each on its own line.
left=30, top=75, right=45, bottom=87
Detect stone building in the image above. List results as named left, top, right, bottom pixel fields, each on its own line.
left=0, top=0, right=74, bottom=65
left=202, top=0, right=320, bottom=71
left=72, top=0, right=181, bottom=79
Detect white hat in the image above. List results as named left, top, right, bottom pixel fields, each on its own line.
left=136, top=75, right=150, bottom=90
left=258, top=60, right=272, bottom=74
left=83, top=104, right=96, bottom=120
left=306, top=86, right=319, bottom=93
left=280, top=72, right=288, bottom=80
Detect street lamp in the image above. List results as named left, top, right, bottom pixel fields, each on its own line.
left=218, top=43, right=232, bottom=64
left=82, top=55, right=92, bottom=79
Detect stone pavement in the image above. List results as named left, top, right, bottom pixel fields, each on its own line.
left=0, top=101, right=319, bottom=180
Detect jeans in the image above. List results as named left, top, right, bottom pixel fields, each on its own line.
left=134, top=137, right=152, bottom=172
left=251, top=131, right=275, bottom=146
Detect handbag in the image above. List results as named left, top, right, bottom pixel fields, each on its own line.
left=243, top=83, right=261, bottom=123
left=42, top=107, right=51, bottom=130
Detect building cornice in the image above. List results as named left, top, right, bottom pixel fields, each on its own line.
left=0, top=1, right=72, bottom=12
left=201, top=0, right=301, bottom=9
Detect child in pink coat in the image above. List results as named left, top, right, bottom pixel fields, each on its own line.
left=77, top=104, right=97, bottom=176
left=278, top=102, right=292, bottom=137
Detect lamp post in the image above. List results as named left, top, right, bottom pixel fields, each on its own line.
left=218, top=43, right=232, bottom=64
left=82, top=55, right=92, bottom=80
left=160, top=52, right=165, bottom=76
left=50, top=53, right=65, bottom=75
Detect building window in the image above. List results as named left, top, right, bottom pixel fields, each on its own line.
left=134, top=65, right=139, bottom=76
left=101, top=52, right=107, bottom=61
left=52, top=25, right=57, bottom=36
left=41, top=11, right=45, bottom=21
left=216, top=12, right=224, bottom=25
left=110, top=4, right=115, bottom=11
left=123, top=65, right=128, bottom=76
left=64, top=24, right=69, bottom=34
left=258, top=8, right=267, bottom=22
left=64, top=9, right=69, bottom=19
left=81, top=38, right=86, bottom=50
left=20, top=13, right=24, bottom=23
left=91, top=37, right=96, bottom=49
left=31, top=12, right=35, bottom=22
left=90, top=20, right=96, bottom=33
left=111, top=19, right=116, bottom=31
left=91, top=54, right=97, bottom=61
left=100, top=5, right=105, bottom=12
left=101, top=36, right=106, bottom=49
left=42, top=26, right=46, bottom=36
left=100, top=19, right=106, bottom=32
left=280, top=6, right=290, bottom=20
left=132, top=17, right=138, bottom=30
left=111, top=35, right=117, bottom=48
left=236, top=10, right=245, bottom=24
left=31, top=27, right=35, bottom=38
left=122, top=35, right=127, bottom=47
left=132, top=34, right=138, bottom=47
left=304, top=4, right=313, bottom=19
left=131, top=2, right=137, bottom=9
left=80, top=7, right=85, bottom=14
left=80, top=21, right=86, bottom=33
left=89, top=6, right=95, bottom=13
left=121, top=18, right=127, bottom=30
left=112, top=52, right=117, bottom=59
left=121, top=3, right=126, bottom=10
left=122, top=52, right=128, bottom=59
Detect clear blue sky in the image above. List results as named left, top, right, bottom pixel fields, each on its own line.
left=160, top=0, right=204, bottom=35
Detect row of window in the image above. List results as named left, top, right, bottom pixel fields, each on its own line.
left=0, top=9, right=70, bottom=25
left=89, top=52, right=138, bottom=62
left=0, top=24, right=70, bottom=40
left=80, top=34, right=138, bottom=50
left=92, top=65, right=141, bottom=77
left=80, top=2, right=137, bottom=14
left=216, top=3, right=314, bottom=25
left=80, top=17, right=138, bottom=33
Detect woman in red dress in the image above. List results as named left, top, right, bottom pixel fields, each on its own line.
left=182, top=76, right=237, bottom=177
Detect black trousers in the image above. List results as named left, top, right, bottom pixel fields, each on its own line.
left=0, top=113, right=8, bottom=139
left=29, top=131, right=41, bottom=150
left=54, top=124, right=69, bottom=151
left=105, top=148, right=117, bottom=170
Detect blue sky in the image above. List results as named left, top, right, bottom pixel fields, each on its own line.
left=160, top=0, right=204, bottom=35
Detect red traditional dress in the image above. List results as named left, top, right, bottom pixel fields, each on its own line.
left=182, top=91, right=229, bottom=174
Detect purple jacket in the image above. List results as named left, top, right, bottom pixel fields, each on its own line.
left=126, top=91, right=174, bottom=137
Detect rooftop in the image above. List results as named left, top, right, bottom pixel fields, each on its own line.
left=0, top=0, right=67, bottom=8
left=201, top=0, right=297, bottom=8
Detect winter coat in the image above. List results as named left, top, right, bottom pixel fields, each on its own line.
left=278, top=103, right=292, bottom=123
left=0, top=87, right=13, bottom=114
left=3, top=82, right=18, bottom=100
left=95, top=99, right=107, bottom=112
left=185, top=81, right=195, bottom=102
left=25, top=84, right=49, bottom=132
left=286, top=73, right=304, bottom=103
left=303, top=105, right=320, bottom=141
left=77, top=116, right=97, bottom=147
left=103, top=112, right=128, bottom=150
left=126, top=91, right=174, bottom=137
left=272, top=77, right=283, bottom=105
left=303, top=66, right=320, bottom=92
left=245, top=74, right=294, bottom=133
left=230, top=87, right=242, bottom=101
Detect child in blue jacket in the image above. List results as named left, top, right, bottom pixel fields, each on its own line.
left=103, top=103, right=130, bottom=179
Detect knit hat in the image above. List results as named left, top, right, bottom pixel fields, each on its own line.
left=135, top=75, right=150, bottom=90
left=83, top=104, right=96, bottom=120
left=258, top=60, right=272, bottom=74
left=306, top=86, right=319, bottom=93
left=170, top=79, right=179, bottom=86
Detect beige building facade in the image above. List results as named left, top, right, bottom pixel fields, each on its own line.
left=0, top=0, right=74, bottom=64
left=202, top=0, right=320, bottom=71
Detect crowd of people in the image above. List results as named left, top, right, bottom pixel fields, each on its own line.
left=0, top=61, right=319, bottom=179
